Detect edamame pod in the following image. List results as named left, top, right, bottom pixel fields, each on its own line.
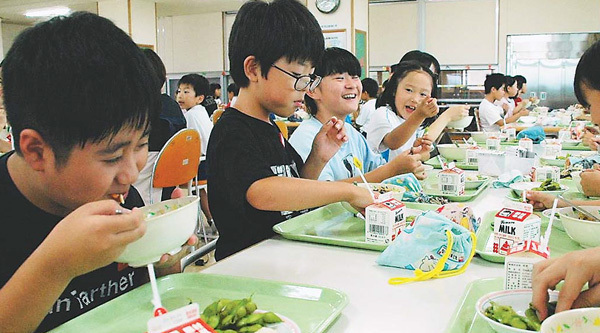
left=262, top=312, right=283, bottom=324
left=239, top=324, right=263, bottom=333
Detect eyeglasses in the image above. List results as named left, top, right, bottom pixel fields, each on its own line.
left=271, top=64, right=322, bottom=92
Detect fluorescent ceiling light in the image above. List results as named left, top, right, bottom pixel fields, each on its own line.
left=25, top=6, right=71, bottom=18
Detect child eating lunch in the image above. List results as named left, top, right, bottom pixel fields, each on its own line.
left=0, top=12, right=193, bottom=332
left=207, top=0, right=374, bottom=261
left=289, top=47, right=426, bottom=182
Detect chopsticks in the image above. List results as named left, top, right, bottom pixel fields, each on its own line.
left=557, top=194, right=600, bottom=222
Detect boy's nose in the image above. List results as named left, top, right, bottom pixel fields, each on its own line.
left=117, top=155, right=139, bottom=185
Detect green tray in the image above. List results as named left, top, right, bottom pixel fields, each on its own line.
left=272, top=202, right=440, bottom=251
left=562, top=143, right=592, bottom=151
left=475, top=210, right=583, bottom=263
left=425, top=157, right=478, bottom=170
left=50, top=273, right=347, bottom=333
left=421, top=178, right=491, bottom=202
left=473, top=139, right=519, bottom=146
left=445, top=277, right=503, bottom=332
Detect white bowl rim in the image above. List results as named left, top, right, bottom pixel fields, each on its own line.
left=540, top=306, right=600, bottom=332
left=557, top=206, right=600, bottom=225
left=142, top=196, right=199, bottom=222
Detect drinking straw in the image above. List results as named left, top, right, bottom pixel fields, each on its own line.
left=542, top=198, right=559, bottom=248
left=352, top=156, right=376, bottom=201
left=147, top=264, right=163, bottom=311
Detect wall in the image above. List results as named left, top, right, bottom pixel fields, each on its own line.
left=369, top=2, right=418, bottom=68
left=1, top=22, right=30, bottom=58
left=130, top=0, right=156, bottom=46
left=157, top=12, right=223, bottom=74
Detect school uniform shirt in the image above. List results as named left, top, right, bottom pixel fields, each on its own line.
left=355, top=98, right=377, bottom=128
left=479, top=99, right=504, bottom=132
left=207, top=108, right=306, bottom=261
left=289, top=117, right=386, bottom=181
left=184, top=104, right=213, bottom=156
left=363, top=105, right=422, bottom=161
left=0, top=152, right=147, bottom=332
left=494, top=97, right=516, bottom=118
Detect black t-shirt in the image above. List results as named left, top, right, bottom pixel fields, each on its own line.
left=149, top=94, right=187, bottom=152
left=207, top=108, right=305, bottom=260
left=0, top=152, right=147, bottom=332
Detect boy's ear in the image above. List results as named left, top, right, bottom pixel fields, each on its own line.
left=19, top=129, right=53, bottom=172
left=306, top=85, right=321, bottom=101
left=243, top=56, right=260, bottom=83
left=197, top=95, right=205, bottom=104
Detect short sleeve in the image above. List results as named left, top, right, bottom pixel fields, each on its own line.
left=364, top=107, right=394, bottom=153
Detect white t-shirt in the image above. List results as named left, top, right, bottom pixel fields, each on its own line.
left=363, top=105, right=421, bottom=161
left=355, top=99, right=377, bottom=127
left=479, top=99, right=504, bottom=132
left=184, top=104, right=213, bottom=156
left=494, top=97, right=515, bottom=118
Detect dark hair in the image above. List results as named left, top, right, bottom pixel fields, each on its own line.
left=574, top=40, right=600, bottom=108
left=484, top=73, right=506, bottom=94
left=228, top=0, right=324, bottom=88
left=209, top=83, right=221, bottom=96
left=376, top=61, right=437, bottom=116
left=304, top=47, right=362, bottom=115
left=505, top=75, right=517, bottom=96
left=2, top=12, right=159, bottom=165
left=142, top=48, right=166, bottom=89
left=227, top=82, right=239, bottom=96
left=178, top=74, right=209, bottom=97
left=362, top=78, right=379, bottom=98
left=399, top=50, right=441, bottom=75
left=514, top=75, right=527, bottom=91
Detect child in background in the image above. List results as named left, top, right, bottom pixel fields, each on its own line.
left=529, top=39, right=600, bottom=320
left=479, top=73, right=528, bottom=132
left=176, top=74, right=214, bottom=228
left=363, top=61, right=467, bottom=162
left=207, top=0, right=373, bottom=261
left=494, top=75, right=528, bottom=119
left=0, top=12, right=192, bottom=332
left=225, top=82, right=239, bottom=108
left=289, top=47, right=425, bottom=182
left=513, top=74, right=527, bottom=104
left=355, top=77, right=379, bottom=130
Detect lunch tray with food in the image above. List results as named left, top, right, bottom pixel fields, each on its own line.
left=272, top=201, right=440, bottom=251
left=475, top=210, right=584, bottom=263
left=445, top=277, right=503, bottom=332
left=561, top=142, right=592, bottom=151
left=421, top=177, right=492, bottom=202
left=49, top=273, right=347, bottom=333
left=424, top=157, right=478, bottom=170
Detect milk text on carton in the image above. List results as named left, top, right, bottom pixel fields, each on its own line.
left=493, top=208, right=541, bottom=255
left=504, top=240, right=549, bottom=290
left=532, top=166, right=560, bottom=183
left=438, top=167, right=465, bottom=195
left=365, top=198, right=406, bottom=244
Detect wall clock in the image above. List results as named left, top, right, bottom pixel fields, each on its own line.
left=316, top=0, right=340, bottom=14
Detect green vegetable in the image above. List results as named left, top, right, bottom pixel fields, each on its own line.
left=532, top=179, right=562, bottom=191
left=201, top=297, right=284, bottom=332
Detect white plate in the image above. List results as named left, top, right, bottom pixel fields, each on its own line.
left=255, top=311, right=301, bottom=333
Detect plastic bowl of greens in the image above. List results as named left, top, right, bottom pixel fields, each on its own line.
left=477, top=289, right=559, bottom=333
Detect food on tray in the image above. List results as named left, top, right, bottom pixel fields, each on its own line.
left=201, top=297, right=283, bottom=332
left=531, top=179, right=562, bottom=191
left=483, top=301, right=557, bottom=331
left=465, top=174, right=486, bottom=182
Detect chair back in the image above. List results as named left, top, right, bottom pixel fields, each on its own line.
left=474, top=108, right=481, bottom=131
left=212, top=110, right=224, bottom=125
left=151, top=129, right=201, bottom=190
left=274, top=120, right=289, bottom=139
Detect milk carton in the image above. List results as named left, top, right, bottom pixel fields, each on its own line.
left=365, top=198, right=406, bottom=244
left=518, top=138, right=534, bottom=152
left=532, top=166, right=561, bottom=183
left=542, top=139, right=562, bottom=158
left=438, top=167, right=465, bottom=195
left=504, top=240, right=549, bottom=290
left=503, top=127, right=516, bottom=141
left=486, top=137, right=501, bottom=150
left=465, top=146, right=481, bottom=165
left=493, top=202, right=541, bottom=255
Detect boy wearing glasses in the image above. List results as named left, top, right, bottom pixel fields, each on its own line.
left=207, top=0, right=374, bottom=260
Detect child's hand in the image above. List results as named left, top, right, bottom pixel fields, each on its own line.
left=413, top=135, right=433, bottom=153
left=532, top=247, right=600, bottom=320
left=389, top=148, right=424, bottom=178
left=525, top=190, right=558, bottom=210
left=347, top=184, right=375, bottom=212
left=518, top=108, right=530, bottom=116
left=40, top=200, right=145, bottom=278
left=415, top=98, right=439, bottom=119
left=583, top=129, right=600, bottom=150
left=501, top=103, right=509, bottom=112
left=445, top=105, right=470, bottom=121
left=311, top=116, right=348, bottom=163
left=581, top=170, right=600, bottom=197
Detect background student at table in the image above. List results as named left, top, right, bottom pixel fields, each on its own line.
left=0, top=12, right=194, bottom=332
left=206, top=0, right=374, bottom=261
left=494, top=75, right=529, bottom=119
left=355, top=77, right=379, bottom=131
left=289, top=47, right=425, bottom=182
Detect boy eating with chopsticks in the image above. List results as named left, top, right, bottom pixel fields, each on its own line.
left=0, top=12, right=191, bottom=332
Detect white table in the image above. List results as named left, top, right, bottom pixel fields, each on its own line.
left=202, top=186, right=515, bottom=332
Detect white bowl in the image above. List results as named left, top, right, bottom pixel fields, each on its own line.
left=437, top=143, right=469, bottom=161
left=447, top=116, right=473, bottom=130
left=422, top=164, right=435, bottom=177
left=116, top=196, right=199, bottom=267
left=557, top=206, right=600, bottom=248
left=509, top=181, right=568, bottom=198
left=518, top=116, right=538, bottom=124
left=465, top=172, right=489, bottom=190
left=358, top=183, right=406, bottom=201
left=477, top=289, right=559, bottom=333
left=542, top=209, right=565, bottom=231
left=470, top=132, right=488, bottom=142
left=541, top=307, right=600, bottom=333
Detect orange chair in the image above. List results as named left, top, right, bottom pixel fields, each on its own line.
left=212, top=110, right=224, bottom=125
left=274, top=120, right=289, bottom=139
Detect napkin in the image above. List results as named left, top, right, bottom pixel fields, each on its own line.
left=492, top=169, right=524, bottom=188
left=516, top=126, right=546, bottom=143
left=567, top=154, right=600, bottom=170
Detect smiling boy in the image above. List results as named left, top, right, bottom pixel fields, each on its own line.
left=289, top=47, right=425, bottom=182
left=0, top=12, right=177, bottom=332
left=207, top=0, right=373, bottom=260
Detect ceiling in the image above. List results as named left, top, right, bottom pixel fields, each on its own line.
left=0, top=0, right=246, bottom=25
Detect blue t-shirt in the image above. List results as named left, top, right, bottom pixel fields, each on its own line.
left=289, top=117, right=386, bottom=181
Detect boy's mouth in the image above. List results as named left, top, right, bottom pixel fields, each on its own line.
left=109, top=191, right=128, bottom=204
left=342, top=93, right=357, bottom=100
